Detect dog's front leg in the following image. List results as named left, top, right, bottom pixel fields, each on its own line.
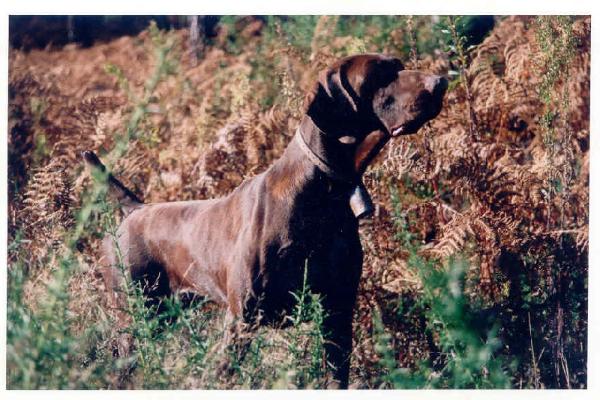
left=315, top=238, right=362, bottom=389
left=316, top=230, right=363, bottom=389
left=322, top=302, right=354, bottom=389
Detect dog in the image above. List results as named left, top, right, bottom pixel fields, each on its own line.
left=83, top=53, right=447, bottom=388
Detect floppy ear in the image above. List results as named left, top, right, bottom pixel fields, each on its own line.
left=328, top=61, right=359, bottom=113
left=358, top=57, right=404, bottom=99
left=305, top=60, right=362, bottom=135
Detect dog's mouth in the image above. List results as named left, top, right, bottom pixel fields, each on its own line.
left=390, top=79, right=447, bottom=137
left=390, top=102, right=445, bottom=137
left=391, top=125, right=406, bottom=137
left=390, top=120, right=421, bottom=137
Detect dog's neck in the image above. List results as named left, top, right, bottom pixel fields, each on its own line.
left=299, top=115, right=391, bottom=178
left=266, top=115, right=389, bottom=218
left=266, top=117, right=355, bottom=202
left=297, top=116, right=358, bottom=182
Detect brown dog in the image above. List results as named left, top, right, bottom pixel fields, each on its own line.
left=83, top=53, right=447, bottom=388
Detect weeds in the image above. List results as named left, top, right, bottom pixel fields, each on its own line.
left=441, top=16, right=479, bottom=138
left=7, top=16, right=589, bottom=389
left=373, top=189, right=512, bottom=389
left=282, top=263, right=327, bottom=388
left=7, top=22, right=180, bottom=389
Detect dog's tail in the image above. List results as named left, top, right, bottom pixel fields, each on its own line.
left=82, top=151, right=143, bottom=215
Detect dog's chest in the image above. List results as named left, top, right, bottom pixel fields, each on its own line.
left=252, top=210, right=358, bottom=318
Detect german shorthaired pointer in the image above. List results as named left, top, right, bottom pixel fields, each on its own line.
left=83, top=53, right=447, bottom=388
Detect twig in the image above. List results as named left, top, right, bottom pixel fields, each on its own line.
left=528, top=312, right=541, bottom=389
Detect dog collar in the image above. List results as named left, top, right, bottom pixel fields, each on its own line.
left=294, top=127, right=374, bottom=219
left=294, top=128, right=355, bottom=183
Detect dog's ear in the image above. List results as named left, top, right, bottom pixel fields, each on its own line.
left=305, top=56, right=405, bottom=137
left=328, top=61, right=360, bottom=113
left=305, top=59, right=363, bottom=135
left=356, top=57, right=404, bottom=99
left=305, top=62, right=357, bottom=112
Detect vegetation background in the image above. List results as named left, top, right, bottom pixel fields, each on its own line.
left=7, top=15, right=589, bottom=389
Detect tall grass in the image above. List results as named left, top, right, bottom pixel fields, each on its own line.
left=7, top=16, right=589, bottom=389
left=373, top=188, right=512, bottom=389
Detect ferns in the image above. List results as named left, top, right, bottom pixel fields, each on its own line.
left=7, top=16, right=589, bottom=389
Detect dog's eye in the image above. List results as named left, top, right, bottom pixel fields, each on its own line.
left=382, top=96, right=395, bottom=108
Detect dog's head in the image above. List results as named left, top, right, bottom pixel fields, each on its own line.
left=305, top=53, right=447, bottom=172
left=303, top=53, right=447, bottom=218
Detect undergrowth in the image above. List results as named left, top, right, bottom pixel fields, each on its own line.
left=373, top=188, right=512, bottom=389
left=7, top=16, right=589, bottom=389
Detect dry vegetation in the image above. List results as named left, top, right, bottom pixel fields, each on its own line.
left=8, top=16, right=589, bottom=389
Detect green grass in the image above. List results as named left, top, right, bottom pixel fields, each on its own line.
left=372, top=188, right=513, bottom=389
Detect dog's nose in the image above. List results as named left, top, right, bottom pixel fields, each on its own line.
left=426, top=75, right=448, bottom=97
left=424, top=75, right=439, bottom=91
left=425, top=75, right=448, bottom=92
left=437, top=76, right=448, bottom=92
